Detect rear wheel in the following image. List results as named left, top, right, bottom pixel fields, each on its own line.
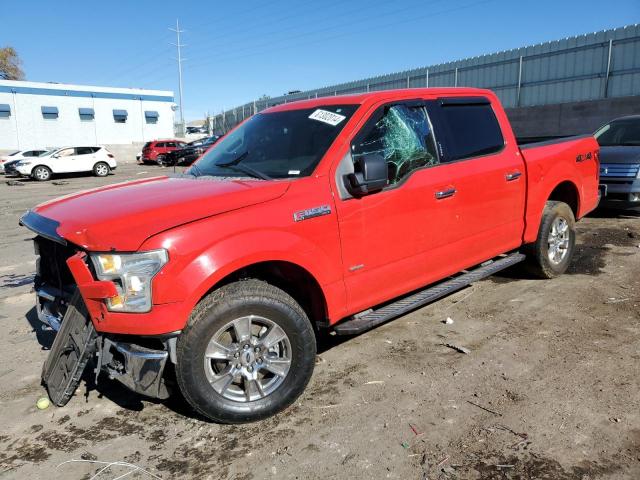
left=32, top=165, right=52, bottom=181
left=176, top=280, right=316, bottom=423
left=525, top=201, right=576, bottom=278
left=93, top=162, right=110, bottom=177
left=156, top=154, right=166, bottom=167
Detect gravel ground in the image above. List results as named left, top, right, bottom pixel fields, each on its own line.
left=0, top=164, right=639, bottom=480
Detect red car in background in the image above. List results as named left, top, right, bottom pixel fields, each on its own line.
left=139, top=139, right=187, bottom=165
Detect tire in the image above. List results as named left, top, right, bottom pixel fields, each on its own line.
left=176, top=279, right=316, bottom=423
left=156, top=155, right=166, bottom=167
left=525, top=200, right=576, bottom=278
left=32, top=165, right=52, bottom=181
left=93, top=162, right=110, bottom=177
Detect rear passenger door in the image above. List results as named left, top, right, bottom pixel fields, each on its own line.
left=74, top=147, right=97, bottom=171
left=425, top=97, right=526, bottom=266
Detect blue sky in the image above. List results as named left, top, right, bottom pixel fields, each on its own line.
left=2, top=0, right=638, bottom=120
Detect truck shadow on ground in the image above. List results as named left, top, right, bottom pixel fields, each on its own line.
left=25, top=306, right=55, bottom=351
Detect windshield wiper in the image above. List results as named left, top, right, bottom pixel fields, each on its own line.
left=215, top=151, right=271, bottom=180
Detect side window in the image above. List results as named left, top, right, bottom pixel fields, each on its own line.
left=155, top=142, right=165, bottom=148
left=76, top=147, right=93, bottom=155
left=57, top=148, right=75, bottom=157
left=166, top=142, right=176, bottom=148
left=433, top=100, right=504, bottom=162
left=352, top=104, right=439, bottom=185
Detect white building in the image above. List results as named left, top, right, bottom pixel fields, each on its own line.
left=0, top=80, right=176, bottom=151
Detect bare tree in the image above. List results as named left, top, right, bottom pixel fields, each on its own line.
left=0, top=47, right=25, bottom=80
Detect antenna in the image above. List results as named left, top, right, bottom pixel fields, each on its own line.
left=170, top=19, right=186, bottom=137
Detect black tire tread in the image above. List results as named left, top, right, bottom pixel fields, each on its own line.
left=525, top=200, right=576, bottom=279
left=93, top=161, right=110, bottom=177
left=176, top=279, right=316, bottom=423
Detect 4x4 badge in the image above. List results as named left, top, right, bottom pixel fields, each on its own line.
left=293, top=205, right=331, bottom=222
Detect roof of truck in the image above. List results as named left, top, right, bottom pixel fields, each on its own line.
left=265, top=87, right=494, bottom=113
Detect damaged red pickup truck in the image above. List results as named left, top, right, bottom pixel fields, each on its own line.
left=21, top=88, right=599, bottom=423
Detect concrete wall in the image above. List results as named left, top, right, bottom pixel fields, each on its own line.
left=0, top=81, right=175, bottom=151
left=506, top=95, right=640, bottom=139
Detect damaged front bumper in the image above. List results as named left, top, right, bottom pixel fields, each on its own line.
left=36, top=281, right=176, bottom=400
left=24, top=217, right=177, bottom=401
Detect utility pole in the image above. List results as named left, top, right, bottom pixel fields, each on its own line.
left=170, top=19, right=186, bottom=137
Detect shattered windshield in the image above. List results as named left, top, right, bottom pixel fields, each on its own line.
left=595, top=118, right=640, bottom=146
left=191, top=105, right=358, bottom=179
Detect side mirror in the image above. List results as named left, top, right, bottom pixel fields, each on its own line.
left=52, top=154, right=59, bottom=158
left=344, top=153, right=388, bottom=196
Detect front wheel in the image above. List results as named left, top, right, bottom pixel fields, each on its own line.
left=156, top=154, right=166, bottom=167
left=176, top=279, right=316, bottom=423
left=525, top=200, right=576, bottom=278
left=32, top=165, right=52, bottom=181
left=93, top=162, right=110, bottom=177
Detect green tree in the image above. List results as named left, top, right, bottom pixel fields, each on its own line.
left=0, top=47, right=25, bottom=80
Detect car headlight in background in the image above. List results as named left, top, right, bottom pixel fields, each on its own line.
left=90, top=249, right=168, bottom=312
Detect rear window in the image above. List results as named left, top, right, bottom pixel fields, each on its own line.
left=433, top=100, right=504, bottom=162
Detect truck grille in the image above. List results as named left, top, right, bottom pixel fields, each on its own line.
left=35, top=236, right=78, bottom=288
left=600, top=163, right=640, bottom=178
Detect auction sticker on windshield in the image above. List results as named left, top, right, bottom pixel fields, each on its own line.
left=309, top=109, right=346, bottom=126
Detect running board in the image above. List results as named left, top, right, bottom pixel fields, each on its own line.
left=333, top=252, right=526, bottom=335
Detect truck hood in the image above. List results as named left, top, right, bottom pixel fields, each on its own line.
left=599, top=146, right=640, bottom=163
left=29, top=176, right=290, bottom=251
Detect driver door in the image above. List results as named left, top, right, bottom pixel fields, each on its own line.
left=333, top=101, right=459, bottom=313
left=52, top=148, right=77, bottom=173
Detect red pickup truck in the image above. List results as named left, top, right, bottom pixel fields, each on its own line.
left=21, top=88, right=599, bottom=423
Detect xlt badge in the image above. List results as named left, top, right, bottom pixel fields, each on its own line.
left=293, top=205, right=331, bottom=222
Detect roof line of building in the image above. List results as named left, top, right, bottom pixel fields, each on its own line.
left=0, top=84, right=174, bottom=103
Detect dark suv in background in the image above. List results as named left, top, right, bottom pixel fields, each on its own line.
left=595, top=115, right=640, bottom=209
left=163, top=135, right=220, bottom=166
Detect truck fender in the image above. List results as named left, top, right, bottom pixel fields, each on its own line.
left=157, top=229, right=347, bottom=329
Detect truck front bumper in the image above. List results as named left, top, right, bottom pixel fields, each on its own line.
left=35, top=286, right=174, bottom=400
left=34, top=251, right=177, bottom=400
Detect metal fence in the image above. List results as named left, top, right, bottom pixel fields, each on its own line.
left=211, top=24, right=640, bottom=134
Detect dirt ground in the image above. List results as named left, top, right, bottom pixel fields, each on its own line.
left=0, top=164, right=639, bottom=480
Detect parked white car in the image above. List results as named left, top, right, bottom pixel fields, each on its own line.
left=10, top=146, right=117, bottom=181
left=0, top=149, right=48, bottom=173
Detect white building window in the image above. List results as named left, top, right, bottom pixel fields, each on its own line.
left=145, top=110, right=159, bottom=124
left=0, top=104, right=10, bottom=118
left=113, top=109, right=128, bottom=123
left=42, top=106, right=59, bottom=119
left=79, top=107, right=95, bottom=121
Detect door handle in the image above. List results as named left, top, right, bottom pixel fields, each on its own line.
left=435, top=188, right=456, bottom=199
left=505, top=171, right=522, bottom=181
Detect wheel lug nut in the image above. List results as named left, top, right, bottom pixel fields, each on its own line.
left=254, top=347, right=260, bottom=353
left=244, top=344, right=249, bottom=350
left=247, top=366, right=253, bottom=373
left=234, top=352, right=239, bottom=358
left=235, top=364, right=241, bottom=369
left=257, top=358, right=263, bottom=364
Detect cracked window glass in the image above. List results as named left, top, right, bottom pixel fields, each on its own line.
left=352, top=104, right=439, bottom=185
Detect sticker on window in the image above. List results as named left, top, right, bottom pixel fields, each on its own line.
left=309, top=109, right=346, bottom=126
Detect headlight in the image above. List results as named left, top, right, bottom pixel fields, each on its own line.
left=90, top=249, right=168, bottom=312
